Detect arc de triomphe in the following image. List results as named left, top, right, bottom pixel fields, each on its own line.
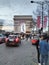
left=13, top=15, right=35, bottom=33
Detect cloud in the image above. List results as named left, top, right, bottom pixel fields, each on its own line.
left=0, top=0, right=45, bottom=20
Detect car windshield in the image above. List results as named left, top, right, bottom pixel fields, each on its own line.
left=0, top=34, right=3, bottom=37
left=0, top=35, right=2, bottom=37
left=9, top=35, right=17, bottom=39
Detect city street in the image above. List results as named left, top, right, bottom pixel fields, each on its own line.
left=0, top=39, right=38, bottom=65
left=0, top=39, right=49, bottom=65
left=0, top=0, right=49, bottom=65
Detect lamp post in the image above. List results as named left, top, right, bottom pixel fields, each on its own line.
left=45, top=1, right=49, bottom=34
left=31, top=1, right=44, bottom=32
left=31, top=2, right=44, bottom=64
left=48, top=4, right=49, bottom=34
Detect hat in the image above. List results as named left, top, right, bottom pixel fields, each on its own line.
left=40, top=33, right=47, bottom=39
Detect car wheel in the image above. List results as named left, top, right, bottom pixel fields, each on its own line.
left=6, top=43, right=9, bottom=46
left=6, top=40, right=9, bottom=46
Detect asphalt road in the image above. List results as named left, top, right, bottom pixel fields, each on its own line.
left=0, top=39, right=49, bottom=65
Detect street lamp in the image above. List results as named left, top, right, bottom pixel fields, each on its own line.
left=31, top=1, right=44, bottom=32
left=45, top=1, right=49, bottom=34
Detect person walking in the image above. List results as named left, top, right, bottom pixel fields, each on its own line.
left=35, top=39, right=40, bottom=65
left=39, top=34, right=49, bottom=65
left=31, top=34, right=40, bottom=65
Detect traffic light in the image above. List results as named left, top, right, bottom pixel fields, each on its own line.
left=41, top=27, right=43, bottom=31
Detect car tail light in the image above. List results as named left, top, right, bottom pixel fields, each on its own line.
left=5, top=38, right=8, bottom=42
left=15, top=38, right=19, bottom=42
left=31, top=39, right=37, bottom=44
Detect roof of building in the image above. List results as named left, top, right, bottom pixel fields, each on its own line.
left=13, top=15, right=36, bottom=25
left=13, top=15, right=33, bottom=20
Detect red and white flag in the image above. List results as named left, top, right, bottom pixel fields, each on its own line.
left=37, top=16, right=41, bottom=28
left=43, top=16, right=47, bottom=28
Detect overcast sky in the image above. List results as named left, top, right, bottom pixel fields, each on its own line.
left=1, top=0, right=48, bottom=31
left=0, top=0, right=45, bottom=20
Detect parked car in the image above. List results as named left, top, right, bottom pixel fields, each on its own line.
left=0, top=34, right=6, bottom=44
left=5, top=34, right=21, bottom=46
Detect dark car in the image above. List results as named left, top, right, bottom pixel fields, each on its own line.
left=5, top=35, right=21, bottom=46
left=0, top=34, right=6, bottom=44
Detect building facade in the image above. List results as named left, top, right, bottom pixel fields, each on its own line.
left=0, top=21, right=3, bottom=30
left=13, top=15, right=35, bottom=33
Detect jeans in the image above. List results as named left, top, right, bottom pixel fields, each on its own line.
left=41, top=55, right=48, bottom=65
left=36, top=45, right=40, bottom=63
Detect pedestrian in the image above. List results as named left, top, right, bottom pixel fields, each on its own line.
left=26, top=34, right=28, bottom=40
left=35, top=39, right=40, bottom=65
left=30, top=34, right=32, bottom=39
left=39, top=33, right=49, bottom=65
left=31, top=34, right=40, bottom=65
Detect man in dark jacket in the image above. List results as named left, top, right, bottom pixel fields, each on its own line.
left=35, top=39, right=40, bottom=65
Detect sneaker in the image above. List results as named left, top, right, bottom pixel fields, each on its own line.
left=38, top=63, right=41, bottom=65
